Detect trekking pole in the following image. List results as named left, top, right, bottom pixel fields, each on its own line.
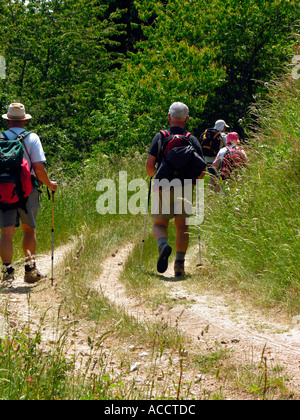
left=47, top=188, right=55, bottom=286
left=139, top=176, right=152, bottom=267
left=196, top=179, right=203, bottom=267
left=51, top=191, right=55, bottom=286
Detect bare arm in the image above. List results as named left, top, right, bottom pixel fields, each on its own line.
left=146, top=154, right=157, bottom=178
left=198, top=170, right=206, bottom=179
left=212, top=153, right=221, bottom=170
left=32, top=162, right=58, bottom=192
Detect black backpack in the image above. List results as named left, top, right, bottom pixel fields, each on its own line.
left=156, top=130, right=206, bottom=181
left=199, top=128, right=223, bottom=157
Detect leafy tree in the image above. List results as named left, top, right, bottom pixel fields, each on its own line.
left=0, top=0, right=126, bottom=166
left=91, top=0, right=226, bottom=153
left=199, top=0, right=300, bottom=130
left=101, top=0, right=145, bottom=53
left=94, top=0, right=299, bottom=149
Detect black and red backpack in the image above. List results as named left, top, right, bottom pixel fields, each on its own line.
left=0, top=130, right=33, bottom=212
left=155, top=130, right=206, bottom=181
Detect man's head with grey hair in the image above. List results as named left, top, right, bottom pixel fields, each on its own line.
left=169, top=102, right=189, bottom=121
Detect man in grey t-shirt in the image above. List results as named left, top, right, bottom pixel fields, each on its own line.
left=0, top=103, right=57, bottom=285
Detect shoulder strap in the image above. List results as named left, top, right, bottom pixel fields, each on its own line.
left=213, top=131, right=221, bottom=140
left=159, top=130, right=171, bottom=139
left=157, top=130, right=171, bottom=159
left=225, top=146, right=234, bottom=156
left=8, top=129, right=32, bottom=170
left=0, top=132, right=9, bottom=140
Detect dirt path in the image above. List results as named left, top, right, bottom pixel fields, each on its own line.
left=0, top=241, right=76, bottom=339
left=1, top=240, right=300, bottom=398
left=91, top=243, right=300, bottom=394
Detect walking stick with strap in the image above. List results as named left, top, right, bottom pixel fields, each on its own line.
left=196, top=179, right=203, bottom=267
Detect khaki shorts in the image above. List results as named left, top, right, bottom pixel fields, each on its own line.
left=0, top=188, right=41, bottom=229
left=151, top=183, right=194, bottom=220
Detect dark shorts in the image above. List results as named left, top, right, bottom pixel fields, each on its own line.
left=0, top=188, right=41, bottom=229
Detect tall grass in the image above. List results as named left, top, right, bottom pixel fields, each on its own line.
left=200, top=76, right=300, bottom=313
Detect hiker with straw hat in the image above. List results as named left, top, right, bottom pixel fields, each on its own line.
left=0, top=103, right=57, bottom=285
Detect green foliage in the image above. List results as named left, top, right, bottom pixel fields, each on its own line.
left=200, top=0, right=299, bottom=125
left=0, top=0, right=127, bottom=167
left=93, top=0, right=299, bottom=154
left=1, top=0, right=298, bottom=165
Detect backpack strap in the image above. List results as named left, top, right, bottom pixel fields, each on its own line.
left=157, top=130, right=171, bottom=160
left=214, top=131, right=221, bottom=139
left=160, top=130, right=171, bottom=138
left=0, top=132, right=9, bottom=140
left=8, top=129, right=32, bottom=170
left=8, top=129, right=32, bottom=140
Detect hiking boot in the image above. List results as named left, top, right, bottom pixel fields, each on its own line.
left=157, top=244, right=172, bottom=274
left=24, top=267, right=46, bottom=284
left=1, top=265, right=15, bottom=285
left=174, top=261, right=185, bottom=277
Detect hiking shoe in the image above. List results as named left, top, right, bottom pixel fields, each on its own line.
left=174, top=261, right=185, bottom=277
left=24, top=267, right=46, bottom=284
left=1, top=266, right=15, bottom=285
left=157, top=244, right=172, bottom=273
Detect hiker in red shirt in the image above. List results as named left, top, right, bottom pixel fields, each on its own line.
left=0, top=103, right=57, bottom=285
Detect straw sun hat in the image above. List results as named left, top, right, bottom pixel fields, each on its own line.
left=2, top=103, right=32, bottom=121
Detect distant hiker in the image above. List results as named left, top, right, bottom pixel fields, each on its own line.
left=0, top=103, right=57, bottom=285
left=146, top=102, right=206, bottom=277
left=212, top=132, right=248, bottom=192
left=200, top=119, right=229, bottom=191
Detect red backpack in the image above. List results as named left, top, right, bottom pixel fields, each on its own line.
left=220, top=146, right=247, bottom=180
left=0, top=131, right=33, bottom=212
